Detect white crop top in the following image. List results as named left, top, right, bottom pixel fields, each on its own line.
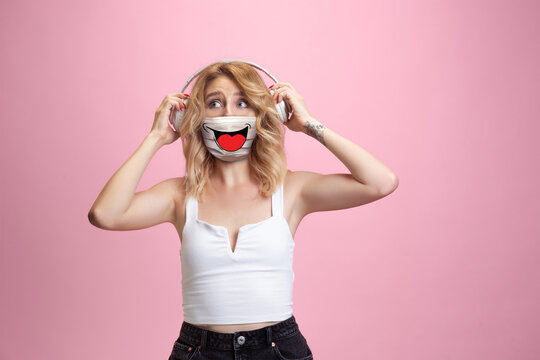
left=180, top=183, right=295, bottom=324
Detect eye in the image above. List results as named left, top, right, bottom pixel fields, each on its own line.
left=208, top=100, right=221, bottom=108
left=207, top=99, right=249, bottom=108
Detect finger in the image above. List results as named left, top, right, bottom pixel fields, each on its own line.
left=273, top=89, right=282, bottom=102
left=280, top=89, right=291, bottom=104
left=271, top=82, right=289, bottom=91
left=279, top=83, right=297, bottom=94
left=171, top=92, right=190, bottom=99
left=174, top=98, right=189, bottom=111
left=275, top=82, right=292, bottom=89
left=170, top=99, right=184, bottom=111
left=272, top=87, right=285, bottom=99
left=275, top=88, right=288, bottom=103
left=174, top=94, right=189, bottom=109
left=169, top=101, right=179, bottom=111
left=275, top=89, right=281, bottom=103
left=279, top=83, right=296, bottom=97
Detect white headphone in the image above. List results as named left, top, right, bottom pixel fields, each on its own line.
left=170, top=59, right=292, bottom=132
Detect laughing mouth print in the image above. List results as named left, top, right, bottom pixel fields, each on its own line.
left=205, top=124, right=251, bottom=152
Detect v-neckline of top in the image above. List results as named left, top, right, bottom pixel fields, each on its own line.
left=193, top=191, right=277, bottom=256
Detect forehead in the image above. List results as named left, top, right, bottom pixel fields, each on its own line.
left=205, top=76, right=243, bottom=97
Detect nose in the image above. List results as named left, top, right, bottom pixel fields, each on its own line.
left=224, top=100, right=234, bottom=116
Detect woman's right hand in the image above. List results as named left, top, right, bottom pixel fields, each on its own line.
left=150, top=93, right=189, bottom=145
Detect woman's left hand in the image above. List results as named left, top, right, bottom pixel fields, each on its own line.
left=270, top=82, right=314, bottom=132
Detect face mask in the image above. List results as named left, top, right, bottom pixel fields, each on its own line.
left=201, top=115, right=257, bottom=162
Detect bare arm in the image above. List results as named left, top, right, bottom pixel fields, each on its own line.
left=88, top=92, right=188, bottom=230
left=304, top=117, right=398, bottom=192
left=88, top=133, right=167, bottom=228
left=269, top=82, right=398, bottom=216
left=297, top=117, right=399, bottom=216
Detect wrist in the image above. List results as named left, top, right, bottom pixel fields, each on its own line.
left=304, top=116, right=322, bottom=125
left=303, top=118, right=326, bottom=144
left=145, top=131, right=166, bottom=149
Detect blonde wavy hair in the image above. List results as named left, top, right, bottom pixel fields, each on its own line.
left=178, top=61, right=288, bottom=201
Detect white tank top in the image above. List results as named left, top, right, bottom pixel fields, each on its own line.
left=180, top=183, right=295, bottom=324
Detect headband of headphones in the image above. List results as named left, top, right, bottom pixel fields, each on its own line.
left=170, top=59, right=291, bottom=131
left=179, top=59, right=279, bottom=93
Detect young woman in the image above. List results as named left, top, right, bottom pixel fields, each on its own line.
left=88, top=61, right=399, bottom=360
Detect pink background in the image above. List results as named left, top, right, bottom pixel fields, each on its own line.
left=1, top=0, right=539, bottom=359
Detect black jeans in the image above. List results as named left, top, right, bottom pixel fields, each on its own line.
left=168, top=315, right=313, bottom=360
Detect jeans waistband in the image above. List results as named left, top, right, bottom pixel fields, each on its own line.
left=177, top=315, right=299, bottom=351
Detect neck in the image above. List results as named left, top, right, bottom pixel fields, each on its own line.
left=211, top=158, right=254, bottom=189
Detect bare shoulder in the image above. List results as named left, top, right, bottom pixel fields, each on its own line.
left=167, top=176, right=186, bottom=206
left=284, top=169, right=305, bottom=191
left=166, top=176, right=186, bottom=196
left=283, top=169, right=318, bottom=194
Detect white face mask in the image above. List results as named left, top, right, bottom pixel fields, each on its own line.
left=201, top=116, right=257, bottom=162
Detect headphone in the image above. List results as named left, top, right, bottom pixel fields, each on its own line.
left=170, top=59, right=292, bottom=132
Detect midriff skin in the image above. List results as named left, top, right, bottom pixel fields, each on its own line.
left=189, top=321, right=281, bottom=333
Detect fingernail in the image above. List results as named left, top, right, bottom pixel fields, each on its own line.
left=183, top=93, right=190, bottom=97
left=269, top=84, right=274, bottom=89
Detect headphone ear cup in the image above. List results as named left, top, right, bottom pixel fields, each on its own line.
left=170, top=99, right=189, bottom=132
left=269, top=89, right=288, bottom=123
left=276, top=100, right=289, bottom=123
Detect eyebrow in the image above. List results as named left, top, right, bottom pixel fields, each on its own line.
left=205, top=90, right=245, bottom=98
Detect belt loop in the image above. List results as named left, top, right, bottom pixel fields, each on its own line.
left=266, top=326, right=272, bottom=346
left=200, top=329, right=208, bottom=350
